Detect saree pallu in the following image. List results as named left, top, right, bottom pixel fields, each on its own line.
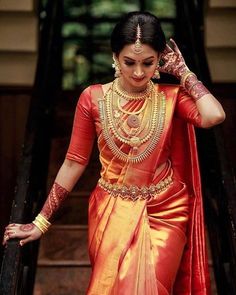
left=88, top=165, right=189, bottom=295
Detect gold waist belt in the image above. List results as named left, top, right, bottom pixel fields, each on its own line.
left=98, top=176, right=173, bottom=201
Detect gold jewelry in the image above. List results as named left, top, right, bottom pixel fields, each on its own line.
left=116, top=92, right=148, bottom=129
left=112, top=57, right=121, bottom=78
left=98, top=174, right=173, bottom=201
left=109, top=86, right=154, bottom=147
left=114, top=78, right=152, bottom=101
left=99, top=81, right=166, bottom=163
left=180, top=71, right=196, bottom=87
left=133, top=24, right=143, bottom=54
left=117, top=96, right=148, bottom=115
left=152, top=64, right=160, bottom=79
left=32, top=214, right=51, bottom=234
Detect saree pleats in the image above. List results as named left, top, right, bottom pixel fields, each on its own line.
left=147, top=179, right=189, bottom=294
left=87, top=173, right=189, bottom=295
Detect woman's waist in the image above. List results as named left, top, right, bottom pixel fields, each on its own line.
left=98, top=161, right=173, bottom=201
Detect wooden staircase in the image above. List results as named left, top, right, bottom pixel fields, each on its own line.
left=205, top=0, right=236, bottom=83
left=33, top=97, right=100, bottom=295
left=30, top=1, right=236, bottom=294
left=0, top=0, right=38, bottom=254
left=0, top=0, right=38, bottom=86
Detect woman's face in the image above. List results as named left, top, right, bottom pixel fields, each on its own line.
left=116, top=44, right=159, bottom=92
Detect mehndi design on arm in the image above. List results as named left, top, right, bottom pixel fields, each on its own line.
left=40, top=182, right=69, bottom=221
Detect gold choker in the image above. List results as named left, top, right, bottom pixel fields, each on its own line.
left=114, top=78, right=153, bottom=101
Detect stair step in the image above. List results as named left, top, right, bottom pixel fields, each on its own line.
left=0, top=14, right=38, bottom=52
left=206, top=48, right=236, bottom=82
left=205, top=10, right=236, bottom=48
left=0, top=52, right=37, bottom=86
left=38, top=225, right=90, bottom=263
left=209, top=0, right=236, bottom=8
left=0, top=0, right=34, bottom=12
left=38, top=259, right=90, bottom=267
left=34, top=266, right=91, bottom=295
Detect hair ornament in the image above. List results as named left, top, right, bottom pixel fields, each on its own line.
left=133, top=24, right=143, bottom=54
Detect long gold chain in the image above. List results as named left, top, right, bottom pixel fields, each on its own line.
left=117, top=95, right=148, bottom=115
left=98, top=81, right=166, bottom=163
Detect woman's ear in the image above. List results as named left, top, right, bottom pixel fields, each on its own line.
left=112, top=53, right=118, bottom=62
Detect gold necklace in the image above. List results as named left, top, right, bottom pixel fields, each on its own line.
left=117, top=94, right=149, bottom=128
left=114, top=78, right=153, bottom=101
left=108, top=84, right=156, bottom=147
left=98, top=81, right=166, bottom=163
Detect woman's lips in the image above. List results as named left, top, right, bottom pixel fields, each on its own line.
left=132, top=77, right=145, bottom=82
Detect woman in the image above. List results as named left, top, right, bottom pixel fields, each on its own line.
left=3, top=12, right=225, bottom=294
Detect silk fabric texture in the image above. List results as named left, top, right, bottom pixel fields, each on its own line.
left=66, top=83, right=211, bottom=294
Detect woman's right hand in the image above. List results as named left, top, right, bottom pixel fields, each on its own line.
left=2, top=223, right=42, bottom=246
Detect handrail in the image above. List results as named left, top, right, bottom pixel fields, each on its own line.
left=176, top=0, right=236, bottom=294
left=0, top=1, right=63, bottom=294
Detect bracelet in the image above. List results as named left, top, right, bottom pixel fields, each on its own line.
left=180, top=71, right=196, bottom=87
left=32, top=213, right=51, bottom=234
left=188, top=80, right=201, bottom=94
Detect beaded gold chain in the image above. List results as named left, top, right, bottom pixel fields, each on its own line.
left=98, top=81, right=166, bottom=163
left=117, top=95, right=148, bottom=115
left=111, top=90, right=152, bottom=144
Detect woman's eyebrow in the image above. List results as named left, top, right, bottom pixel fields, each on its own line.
left=123, top=56, right=155, bottom=61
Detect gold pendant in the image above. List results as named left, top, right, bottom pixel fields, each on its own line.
left=127, top=114, right=140, bottom=128
left=129, top=136, right=141, bottom=147
left=114, top=110, right=120, bottom=118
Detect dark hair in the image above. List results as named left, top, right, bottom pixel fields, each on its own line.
left=111, top=11, right=166, bottom=55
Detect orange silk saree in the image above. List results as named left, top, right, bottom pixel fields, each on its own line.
left=66, top=84, right=211, bottom=294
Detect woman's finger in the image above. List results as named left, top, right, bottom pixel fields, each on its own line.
left=20, top=236, right=33, bottom=247
left=163, top=44, right=172, bottom=55
left=170, top=38, right=182, bottom=55
left=2, top=233, right=9, bottom=246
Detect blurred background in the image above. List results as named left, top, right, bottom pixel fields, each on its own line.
left=0, top=0, right=236, bottom=294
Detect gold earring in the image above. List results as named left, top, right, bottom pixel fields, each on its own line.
left=152, top=64, right=160, bottom=79
left=112, top=56, right=121, bottom=78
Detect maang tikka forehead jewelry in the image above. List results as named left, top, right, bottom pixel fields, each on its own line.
left=133, top=24, right=143, bottom=54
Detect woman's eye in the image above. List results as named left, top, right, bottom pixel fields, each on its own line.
left=124, top=61, right=135, bottom=66
left=143, top=63, right=153, bottom=67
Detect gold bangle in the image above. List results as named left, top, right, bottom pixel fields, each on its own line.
left=32, top=214, right=51, bottom=234
left=37, top=214, right=51, bottom=227
left=180, top=71, right=196, bottom=87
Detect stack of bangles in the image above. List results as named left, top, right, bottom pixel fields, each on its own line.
left=180, top=70, right=196, bottom=87
left=180, top=70, right=209, bottom=101
left=32, top=214, right=51, bottom=234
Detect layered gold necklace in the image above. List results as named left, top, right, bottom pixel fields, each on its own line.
left=98, top=79, right=166, bottom=163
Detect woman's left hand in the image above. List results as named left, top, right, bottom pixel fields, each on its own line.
left=158, top=38, right=189, bottom=79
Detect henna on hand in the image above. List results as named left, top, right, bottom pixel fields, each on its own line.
left=40, top=182, right=69, bottom=221
left=159, top=39, right=189, bottom=79
left=183, top=73, right=210, bottom=101
left=19, top=223, right=35, bottom=232
left=159, top=39, right=210, bottom=101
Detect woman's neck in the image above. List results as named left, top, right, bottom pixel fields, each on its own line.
left=118, top=78, right=148, bottom=94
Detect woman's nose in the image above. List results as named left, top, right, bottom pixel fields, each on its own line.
left=133, top=66, right=144, bottom=77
